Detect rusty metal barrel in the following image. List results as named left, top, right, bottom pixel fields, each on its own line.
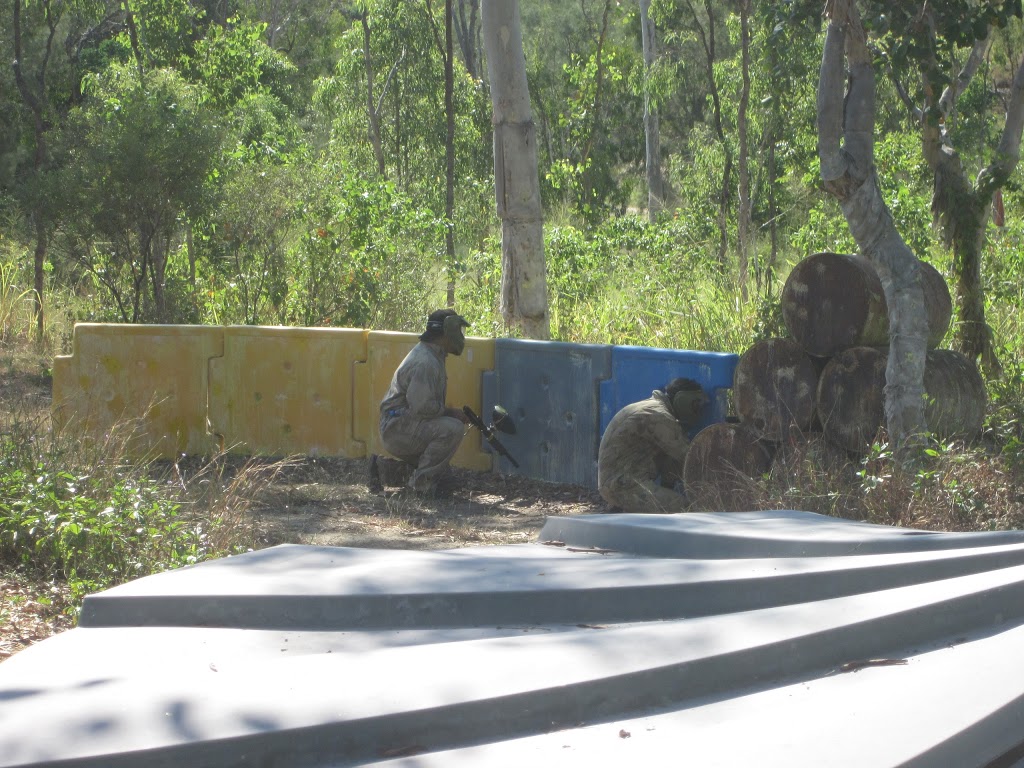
left=732, top=337, right=821, bottom=441
left=782, top=253, right=952, bottom=357
left=816, top=346, right=888, bottom=454
left=817, top=346, right=987, bottom=454
left=683, top=422, right=773, bottom=511
left=922, top=349, right=987, bottom=440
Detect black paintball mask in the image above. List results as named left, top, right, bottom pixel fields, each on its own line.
left=671, top=388, right=709, bottom=429
left=425, top=312, right=470, bottom=355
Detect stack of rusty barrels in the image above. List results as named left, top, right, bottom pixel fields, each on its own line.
left=683, top=252, right=987, bottom=511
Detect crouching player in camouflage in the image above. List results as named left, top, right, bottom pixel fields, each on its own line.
left=597, top=377, right=709, bottom=513
left=375, top=309, right=471, bottom=498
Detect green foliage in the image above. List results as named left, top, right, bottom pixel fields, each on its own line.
left=186, top=19, right=296, bottom=110
left=56, top=64, right=222, bottom=322
left=0, top=413, right=255, bottom=603
left=281, top=168, right=446, bottom=329
left=0, top=451, right=203, bottom=600
left=130, top=0, right=206, bottom=67
left=862, top=1, right=1022, bottom=92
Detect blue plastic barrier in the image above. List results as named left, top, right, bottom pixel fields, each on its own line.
left=598, top=346, right=739, bottom=438
left=483, top=339, right=612, bottom=487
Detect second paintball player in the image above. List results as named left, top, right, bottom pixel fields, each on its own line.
left=597, top=377, right=709, bottom=513
left=375, top=309, right=471, bottom=497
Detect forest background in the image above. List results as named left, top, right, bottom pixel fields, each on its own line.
left=6, top=0, right=1024, bottom=633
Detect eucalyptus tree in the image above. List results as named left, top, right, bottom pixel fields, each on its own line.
left=11, top=0, right=64, bottom=340
left=818, top=0, right=930, bottom=453
left=422, top=0, right=458, bottom=305
left=639, top=0, right=664, bottom=220
left=736, top=0, right=752, bottom=299
left=862, top=1, right=1024, bottom=377
left=482, top=0, right=549, bottom=338
left=517, top=0, right=641, bottom=221
left=454, top=0, right=481, bottom=80
left=681, top=0, right=733, bottom=267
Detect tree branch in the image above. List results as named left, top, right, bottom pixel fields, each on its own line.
left=938, top=33, right=992, bottom=120
left=993, top=55, right=1024, bottom=174
left=817, top=5, right=848, bottom=183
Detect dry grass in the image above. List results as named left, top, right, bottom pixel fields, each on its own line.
left=738, top=430, right=1024, bottom=533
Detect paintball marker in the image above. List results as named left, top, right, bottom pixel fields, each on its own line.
left=463, top=405, right=520, bottom=469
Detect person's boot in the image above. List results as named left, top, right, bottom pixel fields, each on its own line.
left=367, top=454, right=383, bottom=493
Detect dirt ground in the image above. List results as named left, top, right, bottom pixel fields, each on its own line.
left=251, top=457, right=608, bottom=552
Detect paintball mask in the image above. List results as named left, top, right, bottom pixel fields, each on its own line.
left=671, top=388, right=709, bottom=429
left=425, top=312, right=470, bottom=355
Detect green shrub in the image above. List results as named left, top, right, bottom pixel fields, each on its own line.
left=0, top=398, right=271, bottom=604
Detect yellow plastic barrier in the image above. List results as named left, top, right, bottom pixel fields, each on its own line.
left=52, top=323, right=497, bottom=468
left=207, top=326, right=368, bottom=457
left=354, top=332, right=496, bottom=471
left=52, top=324, right=224, bottom=458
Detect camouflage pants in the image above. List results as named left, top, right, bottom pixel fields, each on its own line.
left=380, top=415, right=465, bottom=492
left=599, top=474, right=688, bottom=514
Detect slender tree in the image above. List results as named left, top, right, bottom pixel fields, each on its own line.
left=359, top=11, right=387, bottom=175
left=423, top=0, right=457, bottom=306
left=683, top=0, right=732, bottom=267
left=454, top=0, right=480, bottom=80
left=639, top=0, right=664, bottom=220
left=11, top=0, right=62, bottom=342
left=736, top=0, right=752, bottom=301
left=481, top=0, right=549, bottom=338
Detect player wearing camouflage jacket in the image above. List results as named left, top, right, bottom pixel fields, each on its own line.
left=597, top=389, right=693, bottom=513
left=378, top=311, right=469, bottom=495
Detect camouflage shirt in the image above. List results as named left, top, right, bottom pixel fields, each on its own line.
left=597, top=390, right=690, bottom=491
left=379, top=341, right=448, bottom=424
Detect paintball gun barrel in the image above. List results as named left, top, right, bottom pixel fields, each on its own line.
left=463, top=405, right=520, bottom=469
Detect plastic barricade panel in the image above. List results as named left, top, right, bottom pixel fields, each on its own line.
left=598, top=346, right=739, bottom=438
left=356, top=332, right=495, bottom=471
left=484, top=339, right=612, bottom=487
left=207, top=326, right=367, bottom=457
left=51, top=323, right=224, bottom=458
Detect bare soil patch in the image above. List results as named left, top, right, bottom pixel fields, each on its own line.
left=252, top=457, right=607, bottom=551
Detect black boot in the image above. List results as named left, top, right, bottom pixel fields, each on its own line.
left=367, top=454, right=383, bottom=493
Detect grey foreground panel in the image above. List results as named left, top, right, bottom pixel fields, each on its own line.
left=4, top=511, right=1024, bottom=767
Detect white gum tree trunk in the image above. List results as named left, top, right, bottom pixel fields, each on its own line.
left=481, top=0, right=550, bottom=339
left=639, top=0, right=664, bottom=221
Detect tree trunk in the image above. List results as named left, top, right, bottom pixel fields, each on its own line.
left=817, top=0, right=928, bottom=455
left=685, top=0, right=731, bottom=268
left=920, top=32, right=1024, bottom=379
left=481, top=0, right=549, bottom=339
left=578, top=0, right=614, bottom=210
left=438, top=0, right=457, bottom=306
left=639, top=0, right=663, bottom=221
left=736, top=0, right=752, bottom=300
left=454, top=0, right=480, bottom=80
left=361, top=13, right=386, bottom=177
left=12, top=0, right=57, bottom=344
left=764, top=140, right=778, bottom=293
